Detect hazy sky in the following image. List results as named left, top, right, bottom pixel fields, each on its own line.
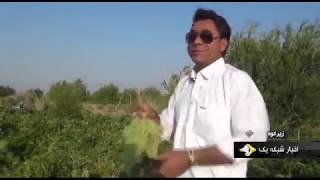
left=0, top=2, right=319, bottom=93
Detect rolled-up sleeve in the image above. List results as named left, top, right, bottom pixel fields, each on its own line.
left=216, top=71, right=270, bottom=163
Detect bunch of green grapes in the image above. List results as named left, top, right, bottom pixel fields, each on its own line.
left=121, top=118, right=163, bottom=176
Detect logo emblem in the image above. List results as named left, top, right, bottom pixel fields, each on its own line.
left=239, top=144, right=256, bottom=157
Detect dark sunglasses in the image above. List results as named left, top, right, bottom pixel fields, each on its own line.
left=186, top=30, right=220, bottom=44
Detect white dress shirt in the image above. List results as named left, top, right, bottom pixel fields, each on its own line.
left=159, top=57, right=270, bottom=177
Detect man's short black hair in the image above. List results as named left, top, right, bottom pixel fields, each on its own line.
left=192, top=8, right=231, bottom=55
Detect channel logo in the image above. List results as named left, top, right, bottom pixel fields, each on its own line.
left=239, top=144, right=256, bottom=157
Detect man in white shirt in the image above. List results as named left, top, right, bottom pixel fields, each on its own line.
left=134, top=8, right=270, bottom=177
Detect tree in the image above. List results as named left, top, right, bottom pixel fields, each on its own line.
left=0, top=86, right=16, bottom=97
left=74, top=79, right=90, bottom=101
left=91, top=83, right=120, bottom=104
left=47, top=80, right=84, bottom=118
left=141, top=87, right=162, bottom=98
left=27, top=88, right=44, bottom=98
left=226, top=20, right=320, bottom=177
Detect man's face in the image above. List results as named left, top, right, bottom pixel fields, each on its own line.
left=187, top=20, right=228, bottom=68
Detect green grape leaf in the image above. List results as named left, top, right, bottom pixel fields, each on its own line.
left=121, top=118, right=163, bottom=176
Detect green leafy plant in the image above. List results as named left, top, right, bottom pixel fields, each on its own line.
left=47, top=80, right=87, bottom=118
left=91, top=83, right=120, bottom=105
left=121, top=118, right=163, bottom=176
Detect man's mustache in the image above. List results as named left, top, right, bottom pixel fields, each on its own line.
left=188, top=44, right=209, bottom=51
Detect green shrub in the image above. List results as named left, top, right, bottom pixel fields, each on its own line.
left=47, top=80, right=85, bottom=118
left=0, top=111, right=130, bottom=177
left=91, top=83, right=120, bottom=105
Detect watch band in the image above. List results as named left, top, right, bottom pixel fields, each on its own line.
left=188, top=149, right=196, bottom=165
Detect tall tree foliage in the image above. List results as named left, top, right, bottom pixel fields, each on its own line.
left=226, top=20, right=320, bottom=177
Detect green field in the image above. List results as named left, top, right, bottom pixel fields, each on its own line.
left=0, top=108, right=319, bottom=177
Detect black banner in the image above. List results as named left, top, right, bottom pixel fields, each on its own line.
left=234, top=141, right=320, bottom=158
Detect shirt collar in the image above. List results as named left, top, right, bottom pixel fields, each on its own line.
left=189, top=57, right=225, bottom=81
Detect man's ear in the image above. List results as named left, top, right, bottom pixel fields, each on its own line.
left=220, top=39, right=229, bottom=53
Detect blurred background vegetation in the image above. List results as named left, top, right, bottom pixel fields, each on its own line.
left=0, top=21, right=319, bottom=177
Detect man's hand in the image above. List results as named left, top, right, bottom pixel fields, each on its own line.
left=158, top=150, right=190, bottom=178
left=132, top=102, right=161, bottom=124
